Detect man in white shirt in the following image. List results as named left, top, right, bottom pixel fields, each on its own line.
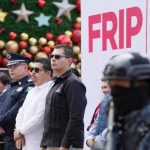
left=14, top=58, right=53, bottom=150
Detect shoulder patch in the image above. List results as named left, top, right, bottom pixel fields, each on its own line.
left=27, top=78, right=32, bottom=82
left=17, top=87, right=23, bottom=92
left=25, top=86, right=33, bottom=92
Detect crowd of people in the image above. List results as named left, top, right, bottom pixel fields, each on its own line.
left=0, top=44, right=150, bottom=150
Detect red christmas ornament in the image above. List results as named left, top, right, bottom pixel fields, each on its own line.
left=56, top=18, right=63, bottom=25
left=9, top=32, right=17, bottom=40
left=2, top=58, right=9, bottom=66
left=0, top=28, right=6, bottom=34
left=72, top=30, right=81, bottom=43
left=45, top=33, right=54, bottom=40
left=25, top=53, right=32, bottom=58
left=10, top=0, right=17, bottom=4
left=73, top=58, right=78, bottom=64
left=38, top=45, right=44, bottom=51
left=43, top=46, right=52, bottom=54
left=57, top=35, right=66, bottom=43
left=57, top=35, right=72, bottom=45
left=0, top=54, right=3, bottom=66
left=74, top=22, right=81, bottom=30
left=76, top=0, right=81, bottom=12
left=19, top=41, right=28, bottom=49
left=62, top=37, right=72, bottom=45
left=37, top=0, right=46, bottom=8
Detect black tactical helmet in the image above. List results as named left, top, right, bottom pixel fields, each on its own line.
left=103, top=53, right=150, bottom=80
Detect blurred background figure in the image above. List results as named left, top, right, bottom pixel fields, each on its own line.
left=86, top=80, right=111, bottom=150
left=87, top=80, right=110, bottom=131
left=0, top=72, right=10, bottom=95
left=0, top=71, right=10, bottom=150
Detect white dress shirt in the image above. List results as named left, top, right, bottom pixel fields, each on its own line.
left=16, top=80, right=53, bottom=150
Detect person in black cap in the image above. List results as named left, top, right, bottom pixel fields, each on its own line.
left=0, top=52, right=34, bottom=150
left=102, top=52, right=150, bottom=150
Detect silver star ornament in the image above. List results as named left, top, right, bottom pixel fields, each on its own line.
left=12, top=3, right=34, bottom=23
left=53, top=0, right=76, bottom=20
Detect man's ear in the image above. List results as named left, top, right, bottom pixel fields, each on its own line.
left=47, top=71, right=52, bottom=77
left=68, top=58, right=73, bottom=65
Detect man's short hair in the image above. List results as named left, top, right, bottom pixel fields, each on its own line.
left=54, top=44, right=74, bottom=58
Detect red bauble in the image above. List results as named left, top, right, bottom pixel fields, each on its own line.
left=74, top=23, right=81, bottom=30
left=2, top=58, right=9, bottom=66
left=56, top=18, right=63, bottom=25
left=57, top=35, right=72, bottom=45
left=37, top=0, right=46, bottom=8
left=38, top=45, right=44, bottom=51
left=0, top=28, right=6, bottom=34
left=76, top=0, right=81, bottom=12
left=11, top=0, right=17, bottom=4
left=9, top=32, right=17, bottom=40
left=19, top=41, right=27, bottom=49
left=0, top=54, right=3, bottom=66
left=25, top=53, right=32, bottom=58
left=45, top=33, right=54, bottom=40
left=57, top=35, right=66, bottom=43
left=72, top=30, right=81, bottom=43
left=61, top=37, right=72, bottom=45
left=43, top=46, right=52, bottom=54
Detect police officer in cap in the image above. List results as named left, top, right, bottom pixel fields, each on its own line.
left=102, top=52, right=150, bottom=150
left=0, top=52, right=34, bottom=150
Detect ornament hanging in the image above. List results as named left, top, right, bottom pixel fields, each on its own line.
left=12, top=3, right=34, bottom=23
left=53, top=0, right=76, bottom=20
left=0, top=10, right=8, bottom=22
left=37, top=0, right=46, bottom=8
left=35, top=13, right=51, bottom=27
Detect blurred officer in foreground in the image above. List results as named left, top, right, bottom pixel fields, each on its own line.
left=0, top=52, right=34, bottom=150
left=102, top=52, right=150, bottom=150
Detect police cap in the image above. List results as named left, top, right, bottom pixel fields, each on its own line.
left=6, top=52, right=30, bottom=67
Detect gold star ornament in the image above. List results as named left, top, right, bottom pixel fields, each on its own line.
left=12, top=3, right=34, bottom=23
left=0, top=10, right=8, bottom=22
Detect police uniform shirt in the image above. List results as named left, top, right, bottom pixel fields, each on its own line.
left=0, top=76, right=34, bottom=136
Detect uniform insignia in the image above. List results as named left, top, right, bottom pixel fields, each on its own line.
left=27, top=78, right=32, bottom=82
left=55, top=84, right=64, bottom=93
left=6, top=53, right=11, bottom=59
left=17, top=87, right=23, bottom=92
left=25, top=86, right=33, bottom=92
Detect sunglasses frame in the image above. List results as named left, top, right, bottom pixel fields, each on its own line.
left=30, top=67, right=45, bottom=73
left=49, top=54, right=68, bottom=60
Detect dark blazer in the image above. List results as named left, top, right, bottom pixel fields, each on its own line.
left=41, top=70, right=87, bottom=149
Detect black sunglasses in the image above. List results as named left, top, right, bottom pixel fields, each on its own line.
left=30, top=67, right=45, bottom=73
left=49, top=54, right=68, bottom=60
